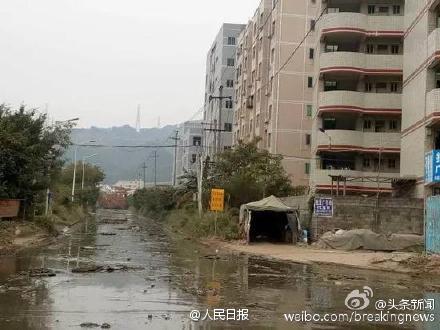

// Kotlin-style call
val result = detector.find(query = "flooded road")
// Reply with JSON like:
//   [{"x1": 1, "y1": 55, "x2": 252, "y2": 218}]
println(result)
[{"x1": 0, "y1": 209, "x2": 438, "y2": 329}]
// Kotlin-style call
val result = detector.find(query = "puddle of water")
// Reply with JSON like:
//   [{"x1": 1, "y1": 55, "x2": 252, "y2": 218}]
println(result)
[{"x1": 0, "y1": 209, "x2": 438, "y2": 329}]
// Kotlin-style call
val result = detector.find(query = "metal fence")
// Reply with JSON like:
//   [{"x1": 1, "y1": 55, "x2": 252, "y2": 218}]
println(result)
[{"x1": 426, "y1": 196, "x2": 440, "y2": 254}]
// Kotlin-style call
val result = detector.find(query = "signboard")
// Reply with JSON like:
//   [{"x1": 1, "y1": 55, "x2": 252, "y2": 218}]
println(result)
[
  {"x1": 425, "y1": 150, "x2": 440, "y2": 185},
  {"x1": 210, "y1": 189, "x2": 225, "y2": 212},
  {"x1": 314, "y1": 197, "x2": 333, "y2": 218},
  {"x1": 0, "y1": 200, "x2": 20, "y2": 218}
]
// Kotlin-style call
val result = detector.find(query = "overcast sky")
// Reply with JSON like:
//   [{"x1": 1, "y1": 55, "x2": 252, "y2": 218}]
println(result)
[{"x1": 0, "y1": 0, "x2": 257, "y2": 128}]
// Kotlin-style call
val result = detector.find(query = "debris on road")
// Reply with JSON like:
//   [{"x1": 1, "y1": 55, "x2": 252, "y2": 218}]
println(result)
[{"x1": 72, "y1": 264, "x2": 144, "y2": 273}]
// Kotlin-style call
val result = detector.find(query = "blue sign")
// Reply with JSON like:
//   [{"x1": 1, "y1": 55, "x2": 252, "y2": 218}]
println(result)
[
  {"x1": 425, "y1": 150, "x2": 440, "y2": 185},
  {"x1": 314, "y1": 197, "x2": 333, "y2": 218}
]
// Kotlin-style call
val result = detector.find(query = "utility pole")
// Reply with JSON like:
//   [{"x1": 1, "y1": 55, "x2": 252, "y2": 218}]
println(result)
[
  {"x1": 218, "y1": 86, "x2": 223, "y2": 154},
  {"x1": 142, "y1": 162, "x2": 148, "y2": 189},
  {"x1": 208, "y1": 88, "x2": 231, "y2": 156},
  {"x1": 170, "y1": 130, "x2": 180, "y2": 186},
  {"x1": 197, "y1": 152, "x2": 204, "y2": 218},
  {"x1": 151, "y1": 150, "x2": 158, "y2": 186},
  {"x1": 71, "y1": 147, "x2": 77, "y2": 202}
]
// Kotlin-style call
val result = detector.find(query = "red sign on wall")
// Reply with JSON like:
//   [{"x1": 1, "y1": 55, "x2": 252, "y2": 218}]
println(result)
[{"x1": 0, "y1": 200, "x2": 20, "y2": 218}]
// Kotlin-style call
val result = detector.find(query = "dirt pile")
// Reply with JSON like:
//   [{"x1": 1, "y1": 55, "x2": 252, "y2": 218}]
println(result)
[{"x1": 399, "y1": 255, "x2": 440, "y2": 275}]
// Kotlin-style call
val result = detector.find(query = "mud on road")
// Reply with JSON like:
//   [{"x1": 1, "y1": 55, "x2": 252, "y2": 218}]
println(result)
[{"x1": 0, "y1": 209, "x2": 438, "y2": 329}]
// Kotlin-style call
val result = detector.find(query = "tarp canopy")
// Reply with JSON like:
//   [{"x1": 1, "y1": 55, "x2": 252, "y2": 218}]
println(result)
[{"x1": 243, "y1": 195, "x2": 293, "y2": 212}]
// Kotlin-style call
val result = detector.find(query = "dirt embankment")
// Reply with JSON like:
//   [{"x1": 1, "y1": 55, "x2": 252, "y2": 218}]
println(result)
[
  {"x1": 207, "y1": 240, "x2": 440, "y2": 276},
  {"x1": 0, "y1": 221, "x2": 52, "y2": 255}
]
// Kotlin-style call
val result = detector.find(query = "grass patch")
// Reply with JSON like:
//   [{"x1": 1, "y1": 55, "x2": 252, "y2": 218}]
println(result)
[{"x1": 166, "y1": 207, "x2": 241, "y2": 240}]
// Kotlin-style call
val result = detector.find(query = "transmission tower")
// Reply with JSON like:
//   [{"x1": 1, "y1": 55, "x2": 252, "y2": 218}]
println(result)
[{"x1": 135, "y1": 105, "x2": 141, "y2": 133}]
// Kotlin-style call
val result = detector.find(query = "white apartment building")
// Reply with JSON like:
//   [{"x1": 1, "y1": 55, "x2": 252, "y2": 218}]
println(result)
[
  {"x1": 233, "y1": 0, "x2": 318, "y2": 187},
  {"x1": 400, "y1": 0, "x2": 440, "y2": 198},
  {"x1": 203, "y1": 23, "x2": 245, "y2": 159},
  {"x1": 176, "y1": 120, "x2": 203, "y2": 180},
  {"x1": 311, "y1": 0, "x2": 405, "y2": 195}
]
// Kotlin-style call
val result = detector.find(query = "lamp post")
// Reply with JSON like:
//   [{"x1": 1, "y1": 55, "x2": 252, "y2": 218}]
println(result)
[
  {"x1": 71, "y1": 139, "x2": 96, "y2": 202},
  {"x1": 319, "y1": 128, "x2": 332, "y2": 150}
]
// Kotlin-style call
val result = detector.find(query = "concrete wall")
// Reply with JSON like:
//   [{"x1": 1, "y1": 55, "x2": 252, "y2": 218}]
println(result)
[{"x1": 311, "y1": 195, "x2": 424, "y2": 240}]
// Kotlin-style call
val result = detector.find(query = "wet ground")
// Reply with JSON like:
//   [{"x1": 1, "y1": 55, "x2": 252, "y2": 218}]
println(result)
[{"x1": 0, "y1": 209, "x2": 439, "y2": 329}]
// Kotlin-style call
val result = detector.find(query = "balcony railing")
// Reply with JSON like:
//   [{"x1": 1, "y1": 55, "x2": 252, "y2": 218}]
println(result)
[
  {"x1": 316, "y1": 130, "x2": 401, "y2": 152},
  {"x1": 319, "y1": 12, "x2": 404, "y2": 38},
  {"x1": 320, "y1": 52, "x2": 403, "y2": 75},
  {"x1": 319, "y1": 91, "x2": 402, "y2": 115}
]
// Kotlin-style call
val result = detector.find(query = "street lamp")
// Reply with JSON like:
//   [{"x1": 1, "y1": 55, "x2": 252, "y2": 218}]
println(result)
[
  {"x1": 82, "y1": 154, "x2": 98, "y2": 190},
  {"x1": 71, "y1": 140, "x2": 96, "y2": 202},
  {"x1": 319, "y1": 128, "x2": 332, "y2": 150},
  {"x1": 55, "y1": 118, "x2": 80, "y2": 125}
]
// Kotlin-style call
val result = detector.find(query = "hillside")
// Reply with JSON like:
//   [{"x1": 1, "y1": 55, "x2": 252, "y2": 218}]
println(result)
[{"x1": 65, "y1": 125, "x2": 177, "y2": 184}]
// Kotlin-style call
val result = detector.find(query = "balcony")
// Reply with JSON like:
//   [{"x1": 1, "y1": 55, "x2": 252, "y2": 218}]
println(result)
[
  {"x1": 426, "y1": 89, "x2": 440, "y2": 125},
  {"x1": 319, "y1": 91, "x2": 402, "y2": 116},
  {"x1": 320, "y1": 52, "x2": 403, "y2": 75},
  {"x1": 428, "y1": 28, "x2": 440, "y2": 67},
  {"x1": 319, "y1": 13, "x2": 404, "y2": 39},
  {"x1": 316, "y1": 130, "x2": 401, "y2": 153},
  {"x1": 314, "y1": 169, "x2": 399, "y2": 193}
]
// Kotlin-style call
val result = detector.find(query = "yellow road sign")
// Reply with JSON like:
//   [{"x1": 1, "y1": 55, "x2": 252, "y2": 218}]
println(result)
[{"x1": 210, "y1": 189, "x2": 225, "y2": 212}]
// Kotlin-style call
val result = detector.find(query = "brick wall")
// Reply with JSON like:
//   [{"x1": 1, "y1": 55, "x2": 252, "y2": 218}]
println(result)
[{"x1": 311, "y1": 195, "x2": 424, "y2": 240}]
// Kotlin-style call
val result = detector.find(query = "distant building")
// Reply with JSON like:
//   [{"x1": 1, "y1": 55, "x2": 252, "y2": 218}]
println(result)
[
  {"x1": 203, "y1": 23, "x2": 246, "y2": 159},
  {"x1": 113, "y1": 180, "x2": 142, "y2": 195},
  {"x1": 233, "y1": 0, "x2": 315, "y2": 187},
  {"x1": 176, "y1": 120, "x2": 203, "y2": 180}
]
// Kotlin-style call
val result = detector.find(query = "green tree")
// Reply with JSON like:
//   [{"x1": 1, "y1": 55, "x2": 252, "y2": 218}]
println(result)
[
  {"x1": 206, "y1": 139, "x2": 304, "y2": 207},
  {"x1": 55, "y1": 162, "x2": 105, "y2": 207},
  {"x1": 0, "y1": 104, "x2": 72, "y2": 205}
]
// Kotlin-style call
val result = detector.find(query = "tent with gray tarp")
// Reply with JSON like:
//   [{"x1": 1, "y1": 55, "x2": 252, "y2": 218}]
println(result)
[{"x1": 239, "y1": 196, "x2": 301, "y2": 244}]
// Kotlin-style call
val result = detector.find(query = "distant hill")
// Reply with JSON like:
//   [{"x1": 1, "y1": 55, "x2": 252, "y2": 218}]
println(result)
[{"x1": 65, "y1": 125, "x2": 177, "y2": 184}]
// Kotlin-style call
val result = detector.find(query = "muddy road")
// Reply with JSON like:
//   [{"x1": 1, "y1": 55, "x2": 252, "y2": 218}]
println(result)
[{"x1": 0, "y1": 209, "x2": 438, "y2": 329}]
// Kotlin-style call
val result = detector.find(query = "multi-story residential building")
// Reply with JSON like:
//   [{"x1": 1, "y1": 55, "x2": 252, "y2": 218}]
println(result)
[
  {"x1": 176, "y1": 120, "x2": 203, "y2": 180},
  {"x1": 311, "y1": 0, "x2": 405, "y2": 195},
  {"x1": 234, "y1": 0, "x2": 272, "y2": 150},
  {"x1": 400, "y1": 1, "x2": 440, "y2": 198},
  {"x1": 204, "y1": 23, "x2": 245, "y2": 159},
  {"x1": 233, "y1": 0, "x2": 318, "y2": 187}
]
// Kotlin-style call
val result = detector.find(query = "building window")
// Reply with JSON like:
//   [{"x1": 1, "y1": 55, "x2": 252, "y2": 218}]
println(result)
[
  {"x1": 364, "y1": 119, "x2": 372, "y2": 130},
  {"x1": 224, "y1": 123, "x2": 232, "y2": 132},
  {"x1": 325, "y1": 44, "x2": 338, "y2": 52},
  {"x1": 389, "y1": 120, "x2": 398, "y2": 131},
  {"x1": 193, "y1": 136, "x2": 201, "y2": 146},
  {"x1": 307, "y1": 76, "x2": 313, "y2": 88},
  {"x1": 271, "y1": 48, "x2": 275, "y2": 63},
  {"x1": 388, "y1": 159, "x2": 397, "y2": 169},
  {"x1": 191, "y1": 154, "x2": 197, "y2": 163},
  {"x1": 310, "y1": 20, "x2": 316, "y2": 31},
  {"x1": 393, "y1": 5, "x2": 401, "y2": 15},
  {"x1": 226, "y1": 80, "x2": 234, "y2": 88},
  {"x1": 377, "y1": 44, "x2": 388, "y2": 54},
  {"x1": 365, "y1": 82, "x2": 373, "y2": 92},
  {"x1": 309, "y1": 48, "x2": 314, "y2": 59},
  {"x1": 305, "y1": 134, "x2": 311, "y2": 145},
  {"x1": 305, "y1": 163, "x2": 311, "y2": 175},
  {"x1": 368, "y1": 5, "x2": 375, "y2": 14},
  {"x1": 391, "y1": 82, "x2": 399, "y2": 93},
  {"x1": 227, "y1": 37, "x2": 236, "y2": 45},
  {"x1": 227, "y1": 58, "x2": 235, "y2": 67},
  {"x1": 306, "y1": 104, "x2": 313, "y2": 117},
  {"x1": 324, "y1": 80, "x2": 337, "y2": 91},
  {"x1": 375, "y1": 120, "x2": 385, "y2": 132},
  {"x1": 363, "y1": 158, "x2": 371, "y2": 168},
  {"x1": 366, "y1": 44, "x2": 374, "y2": 54},
  {"x1": 378, "y1": 6, "x2": 389, "y2": 14},
  {"x1": 225, "y1": 100, "x2": 233, "y2": 109},
  {"x1": 267, "y1": 133, "x2": 271, "y2": 147},
  {"x1": 391, "y1": 45, "x2": 400, "y2": 54}
]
